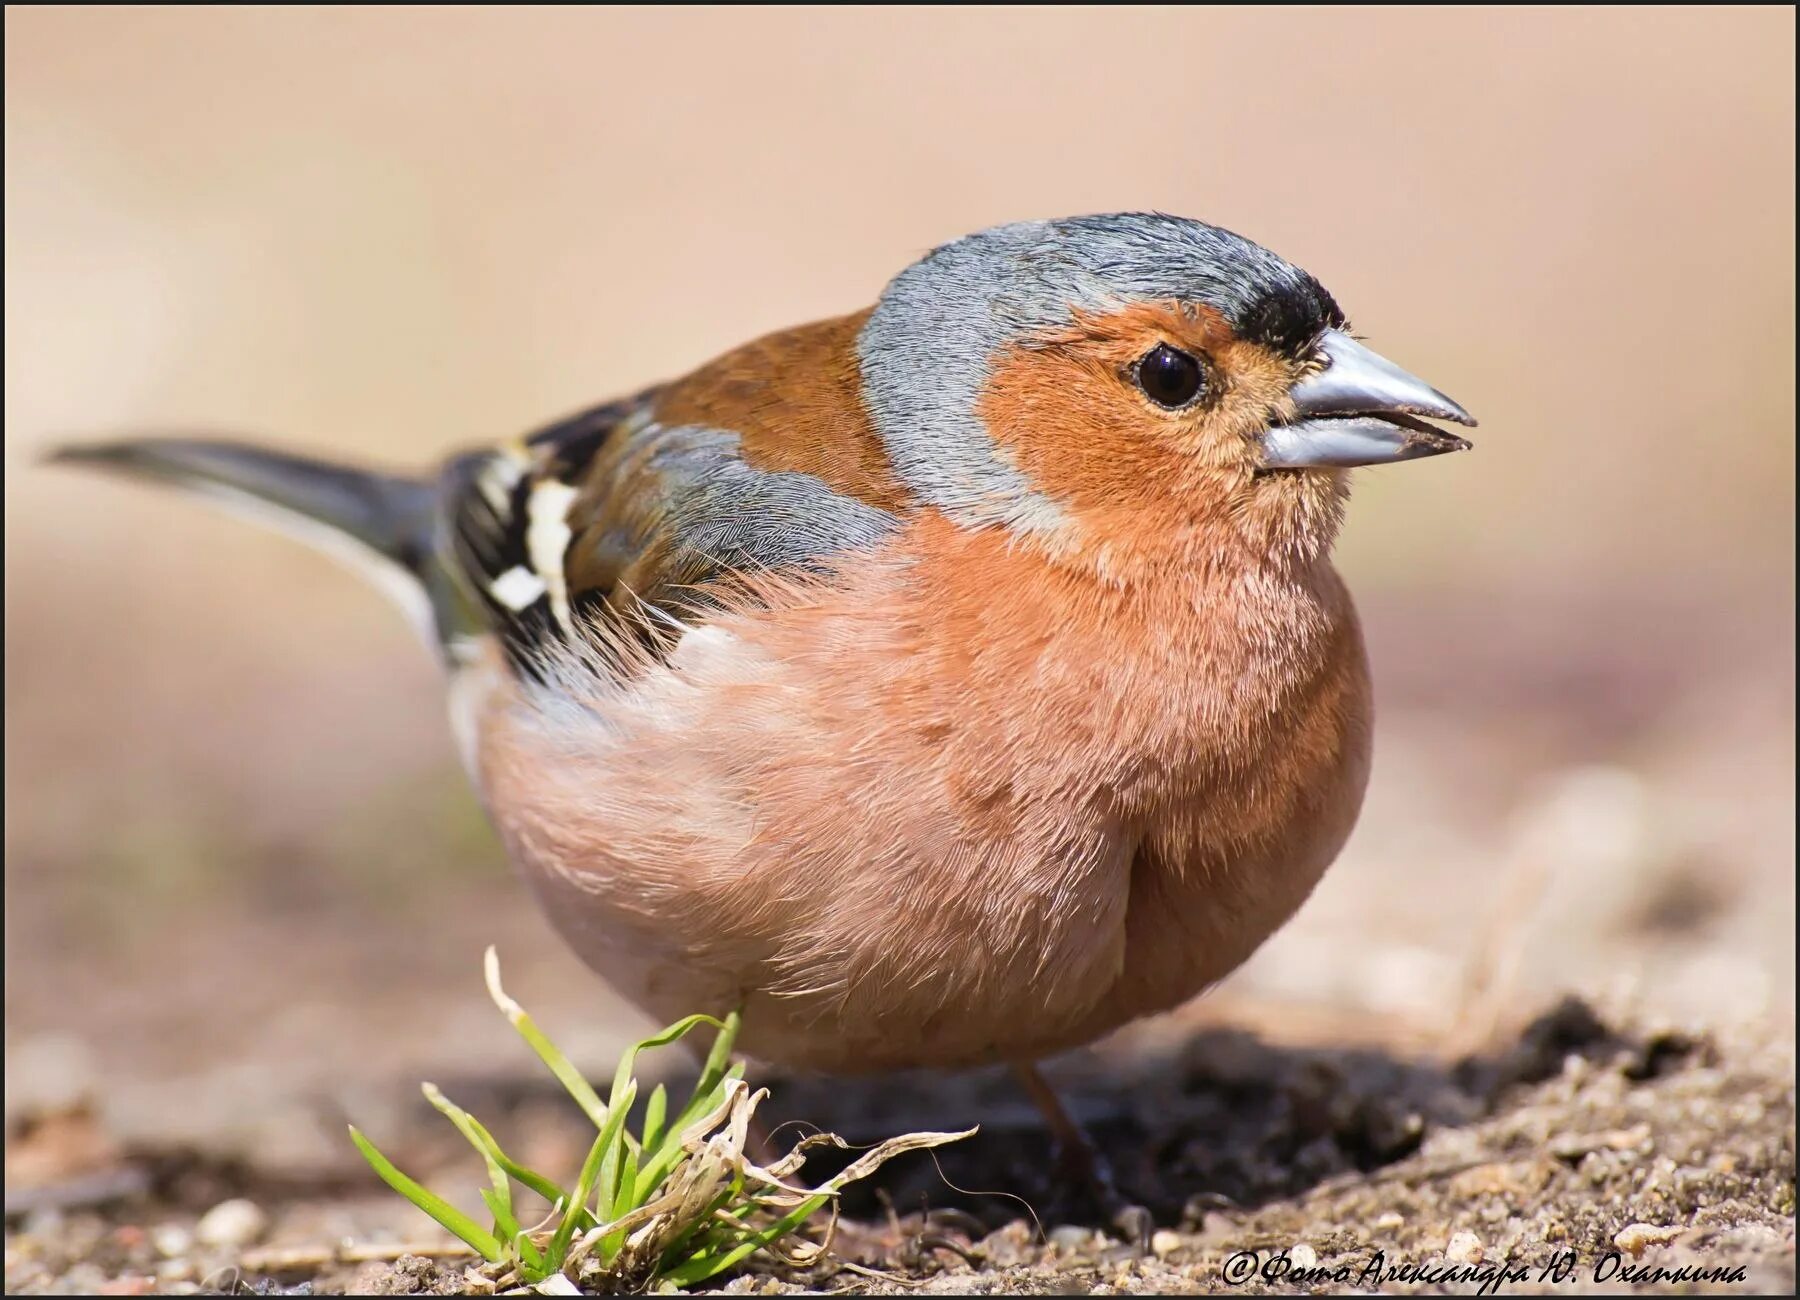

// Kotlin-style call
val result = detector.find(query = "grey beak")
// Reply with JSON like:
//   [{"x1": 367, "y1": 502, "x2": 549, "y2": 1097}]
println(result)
[{"x1": 1262, "y1": 329, "x2": 1476, "y2": 469}]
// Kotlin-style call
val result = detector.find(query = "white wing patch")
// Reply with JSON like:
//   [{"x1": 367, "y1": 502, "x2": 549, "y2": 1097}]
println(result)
[
  {"x1": 476, "y1": 449, "x2": 528, "y2": 512},
  {"x1": 525, "y1": 478, "x2": 580, "y2": 629},
  {"x1": 490, "y1": 565, "x2": 549, "y2": 612}
]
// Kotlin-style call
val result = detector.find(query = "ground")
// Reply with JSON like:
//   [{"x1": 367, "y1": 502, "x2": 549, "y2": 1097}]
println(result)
[{"x1": 4, "y1": 992, "x2": 1792, "y2": 1295}]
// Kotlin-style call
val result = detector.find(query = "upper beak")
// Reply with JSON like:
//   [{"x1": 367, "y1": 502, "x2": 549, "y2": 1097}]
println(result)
[{"x1": 1261, "y1": 329, "x2": 1476, "y2": 469}]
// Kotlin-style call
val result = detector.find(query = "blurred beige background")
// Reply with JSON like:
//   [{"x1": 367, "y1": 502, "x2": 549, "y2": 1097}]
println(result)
[{"x1": 4, "y1": 7, "x2": 1794, "y2": 1154}]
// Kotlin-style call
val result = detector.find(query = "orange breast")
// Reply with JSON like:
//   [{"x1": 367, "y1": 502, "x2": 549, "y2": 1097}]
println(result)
[{"x1": 475, "y1": 510, "x2": 1370, "y2": 1072}]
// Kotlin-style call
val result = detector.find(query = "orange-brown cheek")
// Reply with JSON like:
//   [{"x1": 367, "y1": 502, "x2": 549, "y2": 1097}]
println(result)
[
  {"x1": 976, "y1": 345, "x2": 1200, "y2": 515},
  {"x1": 974, "y1": 309, "x2": 1283, "y2": 517}
]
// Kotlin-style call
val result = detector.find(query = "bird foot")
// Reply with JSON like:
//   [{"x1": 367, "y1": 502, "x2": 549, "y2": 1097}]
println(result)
[
  {"x1": 1045, "y1": 1132, "x2": 1153, "y2": 1251},
  {"x1": 1015, "y1": 1062, "x2": 1152, "y2": 1248}
]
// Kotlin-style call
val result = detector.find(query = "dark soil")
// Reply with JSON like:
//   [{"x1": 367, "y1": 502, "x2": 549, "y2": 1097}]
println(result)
[{"x1": 5, "y1": 997, "x2": 1792, "y2": 1295}]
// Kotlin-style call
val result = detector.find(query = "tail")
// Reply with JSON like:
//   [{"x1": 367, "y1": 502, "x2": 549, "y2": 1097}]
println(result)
[{"x1": 49, "y1": 437, "x2": 478, "y2": 654}]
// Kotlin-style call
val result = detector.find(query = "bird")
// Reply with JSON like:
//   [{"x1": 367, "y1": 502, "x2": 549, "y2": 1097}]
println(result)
[{"x1": 54, "y1": 212, "x2": 1473, "y2": 1206}]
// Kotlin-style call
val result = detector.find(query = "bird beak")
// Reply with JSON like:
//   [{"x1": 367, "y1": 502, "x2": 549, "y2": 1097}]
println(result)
[{"x1": 1261, "y1": 329, "x2": 1476, "y2": 469}]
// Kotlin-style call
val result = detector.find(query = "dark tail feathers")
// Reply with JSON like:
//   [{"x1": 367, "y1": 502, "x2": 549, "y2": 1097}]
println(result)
[{"x1": 49, "y1": 437, "x2": 473, "y2": 649}]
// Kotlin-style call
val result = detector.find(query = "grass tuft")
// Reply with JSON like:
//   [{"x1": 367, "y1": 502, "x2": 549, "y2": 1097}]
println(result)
[{"x1": 350, "y1": 947, "x2": 973, "y2": 1292}]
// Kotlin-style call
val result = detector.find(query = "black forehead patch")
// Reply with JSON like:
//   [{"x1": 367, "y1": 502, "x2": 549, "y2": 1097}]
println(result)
[{"x1": 1229, "y1": 274, "x2": 1346, "y2": 356}]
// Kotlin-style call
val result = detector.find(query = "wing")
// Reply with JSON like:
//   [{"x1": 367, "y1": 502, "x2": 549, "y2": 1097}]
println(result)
[{"x1": 442, "y1": 332, "x2": 907, "y2": 678}]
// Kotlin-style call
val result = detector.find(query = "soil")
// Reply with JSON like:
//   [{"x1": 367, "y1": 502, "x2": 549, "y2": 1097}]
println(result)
[{"x1": 4, "y1": 996, "x2": 1792, "y2": 1295}]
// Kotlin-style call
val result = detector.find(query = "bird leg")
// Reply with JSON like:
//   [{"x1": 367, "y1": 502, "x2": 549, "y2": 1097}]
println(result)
[{"x1": 1012, "y1": 1063, "x2": 1152, "y2": 1246}]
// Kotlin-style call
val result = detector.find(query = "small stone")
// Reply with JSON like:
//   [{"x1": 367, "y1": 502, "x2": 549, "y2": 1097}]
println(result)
[
  {"x1": 1374, "y1": 1211, "x2": 1405, "y2": 1231},
  {"x1": 22, "y1": 1207, "x2": 66, "y2": 1239},
  {"x1": 1192, "y1": 1211, "x2": 1237, "y2": 1248},
  {"x1": 194, "y1": 1198, "x2": 267, "y2": 1249},
  {"x1": 1445, "y1": 1231, "x2": 1483, "y2": 1264},
  {"x1": 1051, "y1": 1217, "x2": 1087, "y2": 1253},
  {"x1": 151, "y1": 1226, "x2": 192, "y2": 1259},
  {"x1": 110, "y1": 1225, "x2": 147, "y2": 1251},
  {"x1": 1150, "y1": 1230, "x2": 1182, "y2": 1259},
  {"x1": 155, "y1": 1260, "x2": 194, "y2": 1284},
  {"x1": 1614, "y1": 1222, "x2": 1684, "y2": 1256},
  {"x1": 97, "y1": 1279, "x2": 157, "y2": 1296},
  {"x1": 1289, "y1": 1243, "x2": 1319, "y2": 1269}
]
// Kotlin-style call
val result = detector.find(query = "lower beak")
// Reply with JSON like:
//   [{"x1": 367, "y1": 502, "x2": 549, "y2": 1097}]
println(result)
[{"x1": 1261, "y1": 330, "x2": 1476, "y2": 469}]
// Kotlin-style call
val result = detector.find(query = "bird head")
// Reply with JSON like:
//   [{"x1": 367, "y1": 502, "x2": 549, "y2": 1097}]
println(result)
[{"x1": 858, "y1": 213, "x2": 1473, "y2": 570}]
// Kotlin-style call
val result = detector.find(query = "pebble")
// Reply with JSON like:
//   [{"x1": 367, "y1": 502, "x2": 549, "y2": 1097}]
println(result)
[
  {"x1": 1445, "y1": 1231, "x2": 1484, "y2": 1264},
  {"x1": 96, "y1": 1278, "x2": 157, "y2": 1296},
  {"x1": 1191, "y1": 1211, "x2": 1237, "y2": 1247},
  {"x1": 194, "y1": 1198, "x2": 268, "y2": 1249},
  {"x1": 151, "y1": 1226, "x2": 192, "y2": 1259},
  {"x1": 1374, "y1": 1211, "x2": 1405, "y2": 1230},
  {"x1": 1150, "y1": 1230, "x2": 1182, "y2": 1259},
  {"x1": 1288, "y1": 1243, "x2": 1318, "y2": 1269},
  {"x1": 1614, "y1": 1222, "x2": 1684, "y2": 1256},
  {"x1": 1048, "y1": 1224, "x2": 1093, "y2": 1251},
  {"x1": 23, "y1": 1207, "x2": 66, "y2": 1239}
]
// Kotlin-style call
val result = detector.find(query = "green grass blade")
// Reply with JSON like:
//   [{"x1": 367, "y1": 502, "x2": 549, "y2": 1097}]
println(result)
[
  {"x1": 476, "y1": 1185, "x2": 522, "y2": 1253},
  {"x1": 690, "y1": 1010, "x2": 740, "y2": 1108},
  {"x1": 597, "y1": 1079, "x2": 639, "y2": 1221},
  {"x1": 632, "y1": 1017, "x2": 744, "y2": 1203},
  {"x1": 423, "y1": 1083, "x2": 554, "y2": 1275},
  {"x1": 616, "y1": 1146, "x2": 640, "y2": 1219},
  {"x1": 480, "y1": 1187, "x2": 545, "y2": 1276},
  {"x1": 641, "y1": 1083, "x2": 668, "y2": 1152},
  {"x1": 609, "y1": 1014, "x2": 728, "y2": 1108},
  {"x1": 600, "y1": 1141, "x2": 642, "y2": 1265},
  {"x1": 348, "y1": 1126, "x2": 504, "y2": 1263},
  {"x1": 447, "y1": 1106, "x2": 586, "y2": 1227},
  {"x1": 484, "y1": 947, "x2": 611, "y2": 1131},
  {"x1": 550, "y1": 1079, "x2": 636, "y2": 1269},
  {"x1": 489, "y1": 1150, "x2": 580, "y2": 1225},
  {"x1": 546, "y1": 1131, "x2": 607, "y2": 1275},
  {"x1": 454, "y1": 1109, "x2": 587, "y2": 1230},
  {"x1": 602, "y1": 1013, "x2": 731, "y2": 1163},
  {"x1": 423, "y1": 1084, "x2": 513, "y2": 1220},
  {"x1": 595, "y1": 1110, "x2": 624, "y2": 1222}
]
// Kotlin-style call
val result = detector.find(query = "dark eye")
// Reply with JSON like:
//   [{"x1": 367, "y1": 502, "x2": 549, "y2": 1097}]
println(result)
[{"x1": 1135, "y1": 343, "x2": 1205, "y2": 409}]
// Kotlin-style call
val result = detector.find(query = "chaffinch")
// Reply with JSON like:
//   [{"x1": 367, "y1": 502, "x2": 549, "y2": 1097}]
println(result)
[{"x1": 58, "y1": 212, "x2": 1473, "y2": 1192}]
